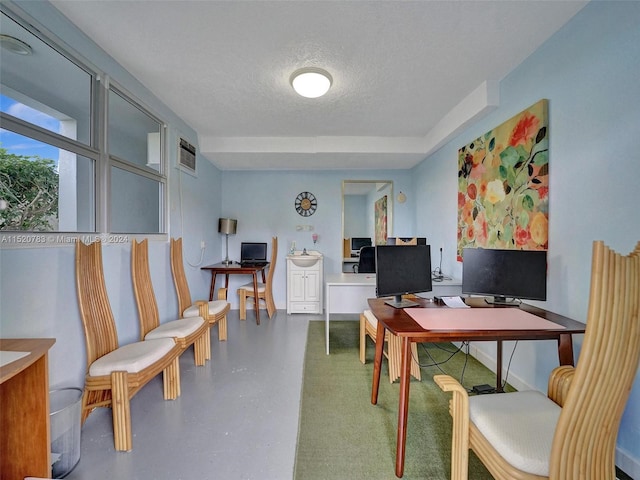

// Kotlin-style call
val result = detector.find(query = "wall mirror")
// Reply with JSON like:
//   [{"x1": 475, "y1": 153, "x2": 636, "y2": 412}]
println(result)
[{"x1": 341, "y1": 180, "x2": 393, "y2": 271}]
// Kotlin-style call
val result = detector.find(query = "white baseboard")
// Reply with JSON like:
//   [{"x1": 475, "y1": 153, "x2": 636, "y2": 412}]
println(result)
[
  {"x1": 616, "y1": 447, "x2": 639, "y2": 479},
  {"x1": 466, "y1": 345, "x2": 640, "y2": 479}
]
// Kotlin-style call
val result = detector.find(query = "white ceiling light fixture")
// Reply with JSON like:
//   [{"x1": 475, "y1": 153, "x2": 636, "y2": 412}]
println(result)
[
  {"x1": 0, "y1": 35, "x2": 32, "y2": 55},
  {"x1": 290, "y1": 67, "x2": 332, "y2": 98}
]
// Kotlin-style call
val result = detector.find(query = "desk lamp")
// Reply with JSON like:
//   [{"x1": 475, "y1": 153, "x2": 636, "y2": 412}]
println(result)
[{"x1": 218, "y1": 218, "x2": 237, "y2": 265}]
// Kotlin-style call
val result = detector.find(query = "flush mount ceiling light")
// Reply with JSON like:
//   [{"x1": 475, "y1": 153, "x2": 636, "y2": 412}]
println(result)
[
  {"x1": 0, "y1": 35, "x2": 32, "y2": 55},
  {"x1": 290, "y1": 68, "x2": 332, "y2": 98}
]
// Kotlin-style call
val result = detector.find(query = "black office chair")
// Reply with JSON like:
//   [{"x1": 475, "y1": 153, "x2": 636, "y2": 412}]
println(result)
[{"x1": 355, "y1": 246, "x2": 376, "y2": 273}]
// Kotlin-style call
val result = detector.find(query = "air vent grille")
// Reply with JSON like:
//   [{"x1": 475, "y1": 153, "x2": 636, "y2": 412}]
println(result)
[{"x1": 179, "y1": 138, "x2": 196, "y2": 172}]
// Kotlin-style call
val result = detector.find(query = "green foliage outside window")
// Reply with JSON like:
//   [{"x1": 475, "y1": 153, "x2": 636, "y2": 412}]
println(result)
[{"x1": 0, "y1": 147, "x2": 59, "y2": 231}]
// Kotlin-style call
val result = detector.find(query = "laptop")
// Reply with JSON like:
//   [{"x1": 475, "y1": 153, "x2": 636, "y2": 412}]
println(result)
[{"x1": 240, "y1": 242, "x2": 268, "y2": 266}]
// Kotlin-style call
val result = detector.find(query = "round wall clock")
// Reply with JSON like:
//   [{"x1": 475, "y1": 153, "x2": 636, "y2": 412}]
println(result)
[{"x1": 295, "y1": 191, "x2": 317, "y2": 217}]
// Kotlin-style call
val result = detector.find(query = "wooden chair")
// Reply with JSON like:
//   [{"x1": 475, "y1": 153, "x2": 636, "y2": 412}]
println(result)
[
  {"x1": 435, "y1": 240, "x2": 640, "y2": 480},
  {"x1": 238, "y1": 236, "x2": 278, "y2": 321},
  {"x1": 75, "y1": 240, "x2": 182, "y2": 452},
  {"x1": 360, "y1": 309, "x2": 422, "y2": 383},
  {"x1": 170, "y1": 238, "x2": 230, "y2": 358},
  {"x1": 131, "y1": 239, "x2": 209, "y2": 366}
]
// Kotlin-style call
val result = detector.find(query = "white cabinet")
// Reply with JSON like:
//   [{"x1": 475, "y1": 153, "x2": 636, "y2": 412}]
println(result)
[{"x1": 287, "y1": 255, "x2": 323, "y2": 314}]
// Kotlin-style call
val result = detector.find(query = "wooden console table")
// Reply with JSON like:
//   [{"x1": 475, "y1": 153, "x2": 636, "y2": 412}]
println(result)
[{"x1": 1, "y1": 338, "x2": 56, "y2": 480}]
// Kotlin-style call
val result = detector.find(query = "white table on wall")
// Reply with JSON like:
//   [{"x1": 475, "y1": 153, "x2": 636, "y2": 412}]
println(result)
[{"x1": 324, "y1": 273, "x2": 462, "y2": 354}]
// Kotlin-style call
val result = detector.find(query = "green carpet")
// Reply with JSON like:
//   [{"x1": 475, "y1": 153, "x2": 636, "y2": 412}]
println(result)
[{"x1": 294, "y1": 320, "x2": 502, "y2": 480}]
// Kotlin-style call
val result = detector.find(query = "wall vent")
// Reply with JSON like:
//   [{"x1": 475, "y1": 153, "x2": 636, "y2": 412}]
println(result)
[{"x1": 178, "y1": 138, "x2": 196, "y2": 172}]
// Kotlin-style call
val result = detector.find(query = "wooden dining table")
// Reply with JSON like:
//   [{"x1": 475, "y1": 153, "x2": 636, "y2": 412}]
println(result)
[{"x1": 201, "y1": 262, "x2": 268, "y2": 324}]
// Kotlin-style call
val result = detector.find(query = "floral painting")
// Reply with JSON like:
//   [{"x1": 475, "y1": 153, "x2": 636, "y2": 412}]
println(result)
[
  {"x1": 374, "y1": 195, "x2": 388, "y2": 245},
  {"x1": 457, "y1": 99, "x2": 549, "y2": 261}
]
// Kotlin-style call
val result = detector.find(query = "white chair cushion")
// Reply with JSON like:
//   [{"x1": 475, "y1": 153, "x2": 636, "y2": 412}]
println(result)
[
  {"x1": 144, "y1": 316, "x2": 205, "y2": 340},
  {"x1": 238, "y1": 282, "x2": 266, "y2": 293},
  {"x1": 363, "y1": 309, "x2": 378, "y2": 328},
  {"x1": 469, "y1": 390, "x2": 560, "y2": 476},
  {"x1": 89, "y1": 338, "x2": 176, "y2": 377},
  {"x1": 183, "y1": 300, "x2": 228, "y2": 318}
]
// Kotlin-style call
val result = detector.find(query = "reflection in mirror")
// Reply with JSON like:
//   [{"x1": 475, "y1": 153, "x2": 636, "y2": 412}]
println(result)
[{"x1": 342, "y1": 180, "x2": 392, "y2": 272}]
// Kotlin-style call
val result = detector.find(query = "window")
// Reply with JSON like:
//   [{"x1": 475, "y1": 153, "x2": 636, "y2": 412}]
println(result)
[
  {"x1": 0, "y1": 132, "x2": 95, "y2": 232},
  {"x1": 108, "y1": 87, "x2": 165, "y2": 233},
  {"x1": 0, "y1": 8, "x2": 166, "y2": 241}
]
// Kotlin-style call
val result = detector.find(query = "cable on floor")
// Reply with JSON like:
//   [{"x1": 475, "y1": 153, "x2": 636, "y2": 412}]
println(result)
[{"x1": 412, "y1": 341, "x2": 471, "y2": 390}]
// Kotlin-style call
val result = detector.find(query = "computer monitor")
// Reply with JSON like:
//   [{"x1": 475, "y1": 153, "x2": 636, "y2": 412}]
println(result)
[
  {"x1": 461, "y1": 247, "x2": 547, "y2": 305},
  {"x1": 351, "y1": 237, "x2": 372, "y2": 256},
  {"x1": 375, "y1": 245, "x2": 432, "y2": 308},
  {"x1": 240, "y1": 242, "x2": 267, "y2": 262}
]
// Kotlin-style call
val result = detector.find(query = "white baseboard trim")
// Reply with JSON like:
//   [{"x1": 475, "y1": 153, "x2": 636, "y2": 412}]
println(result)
[
  {"x1": 616, "y1": 447, "x2": 639, "y2": 479},
  {"x1": 466, "y1": 345, "x2": 640, "y2": 479}
]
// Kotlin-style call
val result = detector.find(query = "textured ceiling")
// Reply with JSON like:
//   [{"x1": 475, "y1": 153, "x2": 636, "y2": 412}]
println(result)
[{"x1": 50, "y1": 0, "x2": 587, "y2": 170}]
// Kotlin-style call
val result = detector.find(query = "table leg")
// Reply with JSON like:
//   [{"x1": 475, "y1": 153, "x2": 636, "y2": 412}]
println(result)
[
  {"x1": 208, "y1": 272, "x2": 218, "y2": 301},
  {"x1": 395, "y1": 337, "x2": 412, "y2": 478},
  {"x1": 253, "y1": 272, "x2": 260, "y2": 325},
  {"x1": 371, "y1": 320, "x2": 385, "y2": 405},
  {"x1": 325, "y1": 287, "x2": 331, "y2": 355},
  {"x1": 495, "y1": 340, "x2": 504, "y2": 393},
  {"x1": 557, "y1": 333, "x2": 575, "y2": 365}
]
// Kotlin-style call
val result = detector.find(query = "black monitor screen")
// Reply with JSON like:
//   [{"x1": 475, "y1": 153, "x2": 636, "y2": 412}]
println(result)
[
  {"x1": 462, "y1": 247, "x2": 547, "y2": 305},
  {"x1": 351, "y1": 237, "x2": 372, "y2": 252},
  {"x1": 240, "y1": 242, "x2": 267, "y2": 262},
  {"x1": 376, "y1": 245, "x2": 432, "y2": 308}
]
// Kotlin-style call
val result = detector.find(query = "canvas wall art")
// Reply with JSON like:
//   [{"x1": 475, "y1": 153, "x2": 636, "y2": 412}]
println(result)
[
  {"x1": 457, "y1": 99, "x2": 549, "y2": 261},
  {"x1": 374, "y1": 195, "x2": 387, "y2": 245}
]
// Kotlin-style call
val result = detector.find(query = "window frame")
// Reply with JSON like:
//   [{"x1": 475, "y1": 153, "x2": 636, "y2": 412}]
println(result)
[{"x1": 0, "y1": 6, "x2": 168, "y2": 247}]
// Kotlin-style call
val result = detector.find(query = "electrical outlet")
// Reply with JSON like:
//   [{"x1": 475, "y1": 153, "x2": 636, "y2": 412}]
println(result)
[{"x1": 200, "y1": 240, "x2": 206, "y2": 249}]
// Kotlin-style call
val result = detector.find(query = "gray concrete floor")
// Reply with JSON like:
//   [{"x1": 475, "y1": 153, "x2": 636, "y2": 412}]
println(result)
[{"x1": 65, "y1": 310, "x2": 322, "y2": 480}]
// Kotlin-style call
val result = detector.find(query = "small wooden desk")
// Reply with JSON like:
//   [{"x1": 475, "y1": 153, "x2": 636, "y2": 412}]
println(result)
[
  {"x1": 1, "y1": 338, "x2": 56, "y2": 480},
  {"x1": 201, "y1": 262, "x2": 268, "y2": 324},
  {"x1": 368, "y1": 297, "x2": 586, "y2": 478}
]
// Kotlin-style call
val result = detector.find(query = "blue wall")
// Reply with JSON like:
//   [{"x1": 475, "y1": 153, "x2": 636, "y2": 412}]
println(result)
[
  {"x1": 0, "y1": 1, "x2": 224, "y2": 392},
  {"x1": 216, "y1": 169, "x2": 414, "y2": 302},
  {"x1": 0, "y1": 0, "x2": 638, "y2": 475},
  {"x1": 413, "y1": 2, "x2": 640, "y2": 474}
]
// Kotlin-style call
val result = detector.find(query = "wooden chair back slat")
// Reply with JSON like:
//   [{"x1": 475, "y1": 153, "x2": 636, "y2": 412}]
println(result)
[
  {"x1": 265, "y1": 236, "x2": 278, "y2": 292},
  {"x1": 131, "y1": 239, "x2": 160, "y2": 340},
  {"x1": 75, "y1": 241, "x2": 119, "y2": 367},
  {"x1": 549, "y1": 241, "x2": 640, "y2": 479},
  {"x1": 170, "y1": 238, "x2": 193, "y2": 316}
]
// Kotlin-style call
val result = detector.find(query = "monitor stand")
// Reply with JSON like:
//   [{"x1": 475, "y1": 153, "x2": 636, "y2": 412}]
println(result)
[
  {"x1": 484, "y1": 296, "x2": 521, "y2": 307},
  {"x1": 385, "y1": 295, "x2": 419, "y2": 309}
]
